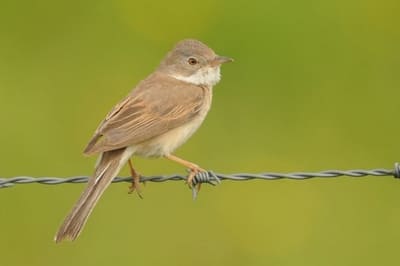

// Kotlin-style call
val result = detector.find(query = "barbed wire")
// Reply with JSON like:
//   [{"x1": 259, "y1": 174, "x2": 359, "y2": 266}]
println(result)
[{"x1": 1, "y1": 163, "x2": 399, "y2": 189}]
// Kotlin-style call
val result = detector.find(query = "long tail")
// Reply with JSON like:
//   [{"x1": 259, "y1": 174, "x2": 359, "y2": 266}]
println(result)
[{"x1": 54, "y1": 147, "x2": 132, "y2": 243}]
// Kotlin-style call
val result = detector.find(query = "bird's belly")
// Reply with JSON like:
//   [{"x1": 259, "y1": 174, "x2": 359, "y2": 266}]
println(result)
[
  {"x1": 132, "y1": 114, "x2": 206, "y2": 158},
  {"x1": 132, "y1": 86, "x2": 212, "y2": 158}
]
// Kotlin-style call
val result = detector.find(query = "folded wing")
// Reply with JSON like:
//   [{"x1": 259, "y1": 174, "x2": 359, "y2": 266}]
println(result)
[{"x1": 84, "y1": 73, "x2": 205, "y2": 155}]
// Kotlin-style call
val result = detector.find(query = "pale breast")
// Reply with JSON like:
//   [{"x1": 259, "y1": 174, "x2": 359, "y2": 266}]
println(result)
[{"x1": 132, "y1": 87, "x2": 212, "y2": 157}]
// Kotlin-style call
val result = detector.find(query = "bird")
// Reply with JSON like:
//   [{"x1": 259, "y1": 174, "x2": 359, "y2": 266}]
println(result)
[{"x1": 54, "y1": 39, "x2": 233, "y2": 242}]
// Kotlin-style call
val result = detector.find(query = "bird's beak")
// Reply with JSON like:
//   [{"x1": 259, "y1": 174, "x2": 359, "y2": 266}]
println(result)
[{"x1": 210, "y1": 56, "x2": 234, "y2": 67}]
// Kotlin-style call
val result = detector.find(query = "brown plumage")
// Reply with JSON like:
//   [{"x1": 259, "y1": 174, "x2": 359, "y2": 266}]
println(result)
[
  {"x1": 55, "y1": 148, "x2": 129, "y2": 242},
  {"x1": 84, "y1": 73, "x2": 206, "y2": 155},
  {"x1": 54, "y1": 39, "x2": 232, "y2": 242}
]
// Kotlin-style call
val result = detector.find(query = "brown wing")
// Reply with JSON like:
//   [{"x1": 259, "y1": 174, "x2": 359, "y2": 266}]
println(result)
[{"x1": 83, "y1": 73, "x2": 206, "y2": 155}]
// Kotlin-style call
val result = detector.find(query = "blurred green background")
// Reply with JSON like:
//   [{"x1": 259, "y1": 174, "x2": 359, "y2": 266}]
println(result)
[{"x1": 1, "y1": 0, "x2": 400, "y2": 265}]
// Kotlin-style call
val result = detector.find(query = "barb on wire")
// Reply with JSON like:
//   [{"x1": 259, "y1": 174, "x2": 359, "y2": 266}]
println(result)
[{"x1": 0, "y1": 163, "x2": 399, "y2": 189}]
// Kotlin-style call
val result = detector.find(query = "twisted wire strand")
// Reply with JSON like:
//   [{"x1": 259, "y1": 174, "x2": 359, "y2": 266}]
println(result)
[{"x1": 0, "y1": 163, "x2": 399, "y2": 189}]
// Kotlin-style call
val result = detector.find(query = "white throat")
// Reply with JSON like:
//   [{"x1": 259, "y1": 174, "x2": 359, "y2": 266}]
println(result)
[{"x1": 172, "y1": 67, "x2": 221, "y2": 87}]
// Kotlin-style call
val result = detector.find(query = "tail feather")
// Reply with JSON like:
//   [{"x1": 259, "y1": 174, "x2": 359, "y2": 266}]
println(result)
[{"x1": 54, "y1": 147, "x2": 132, "y2": 243}]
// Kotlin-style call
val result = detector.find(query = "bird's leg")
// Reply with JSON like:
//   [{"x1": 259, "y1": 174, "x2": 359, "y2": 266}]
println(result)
[
  {"x1": 128, "y1": 159, "x2": 143, "y2": 198},
  {"x1": 165, "y1": 154, "x2": 206, "y2": 190}
]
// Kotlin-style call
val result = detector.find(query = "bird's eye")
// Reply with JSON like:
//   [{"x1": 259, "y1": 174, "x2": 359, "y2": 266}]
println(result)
[{"x1": 188, "y1": 57, "x2": 198, "y2": 65}]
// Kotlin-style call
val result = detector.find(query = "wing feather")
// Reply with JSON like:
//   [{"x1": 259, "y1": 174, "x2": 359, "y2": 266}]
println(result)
[{"x1": 84, "y1": 73, "x2": 205, "y2": 155}]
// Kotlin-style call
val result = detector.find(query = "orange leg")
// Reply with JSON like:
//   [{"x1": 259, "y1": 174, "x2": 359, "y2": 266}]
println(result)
[
  {"x1": 165, "y1": 154, "x2": 206, "y2": 190},
  {"x1": 128, "y1": 159, "x2": 143, "y2": 198}
]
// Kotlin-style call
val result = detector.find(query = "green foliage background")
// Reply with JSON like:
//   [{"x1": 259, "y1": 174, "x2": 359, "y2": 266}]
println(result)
[{"x1": 1, "y1": 0, "x2": 400, "y2": 265}]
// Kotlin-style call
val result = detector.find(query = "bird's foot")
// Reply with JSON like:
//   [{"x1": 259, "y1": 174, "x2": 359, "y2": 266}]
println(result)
[
  {"x1": 186, "y1": 165, "x2": 206, "y2": 188},
  {"x1": 128, "y1": 174, "x2": 143, "y2": 199},
  {"x1": 128, "y1": 159, "x2": 143, "y2": 198},
  {"x1": 186, "y1": 165, "x2": 207, "y2": 199}
]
